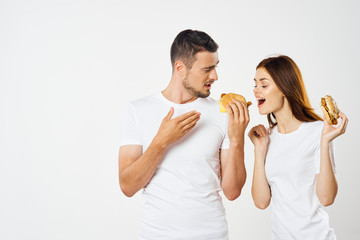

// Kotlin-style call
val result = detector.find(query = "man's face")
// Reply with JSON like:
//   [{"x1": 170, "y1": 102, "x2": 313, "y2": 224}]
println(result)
[{"x1": 182, "y1": 51, "x2": 219, "y2": 98}]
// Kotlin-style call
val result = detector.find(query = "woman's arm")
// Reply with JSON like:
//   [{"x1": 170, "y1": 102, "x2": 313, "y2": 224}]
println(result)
[
  {"x1": 316, "y1": 141, "x2": 337, "y2": 206},
  {"x1": 252, "y1": 147, "x2": 271, "y2": 209},
  {"x1": 249, "y1": 125, "x2": 271, "y2": 209},
  {"x1": 316, "y1": 112, "x2": 348, "y2": 206}
]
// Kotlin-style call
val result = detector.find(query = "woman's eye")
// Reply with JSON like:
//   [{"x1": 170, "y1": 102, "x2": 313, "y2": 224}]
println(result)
[{"x1": 262, "y1": 85, "x2": 267, "y2": 88}]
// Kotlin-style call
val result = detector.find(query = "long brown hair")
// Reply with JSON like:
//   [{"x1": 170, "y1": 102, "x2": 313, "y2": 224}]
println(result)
[{"x1": 256, "y1": 55, "x2": 322, "y2": 128}]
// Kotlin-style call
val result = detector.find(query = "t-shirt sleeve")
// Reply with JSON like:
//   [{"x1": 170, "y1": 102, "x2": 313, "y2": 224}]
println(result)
[
  {"x1": 315, "y1": 139, "x2": 336, "y2": 174},
  {"x1": 119, "y1": 103, "x2": 142, "y2": 146},
  {"x1": 220, "y1": 117, "x2": 230, "y2": 149}
]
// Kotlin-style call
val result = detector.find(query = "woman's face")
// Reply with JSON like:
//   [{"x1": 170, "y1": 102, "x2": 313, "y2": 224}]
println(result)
[{"x1": 253, "y1": 67, "x2": 285, "y2": 115}]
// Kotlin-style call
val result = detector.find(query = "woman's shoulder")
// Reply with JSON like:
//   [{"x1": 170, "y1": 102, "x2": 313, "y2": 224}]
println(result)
[
  {"x1": 301, "y1": 121, "x2": 324, "y2": 140},
  {"x1": 303, "y1": 120, "x2": 324, "y2": 130}
]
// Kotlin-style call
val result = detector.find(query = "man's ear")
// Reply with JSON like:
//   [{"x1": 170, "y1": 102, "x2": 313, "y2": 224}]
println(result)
[{"x1": 174, "y1": 60, "x2": 186, "y2": 77}]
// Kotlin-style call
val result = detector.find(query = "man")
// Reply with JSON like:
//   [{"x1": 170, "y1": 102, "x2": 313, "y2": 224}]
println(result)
[{"x1": 118, "y1": 29, "x2": 249, "y2": 240}]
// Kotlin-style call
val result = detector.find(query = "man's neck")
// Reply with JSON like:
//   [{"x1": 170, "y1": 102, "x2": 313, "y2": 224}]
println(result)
[{"x1": 162, "y1": 77, "x2": 198, "y2": 104}]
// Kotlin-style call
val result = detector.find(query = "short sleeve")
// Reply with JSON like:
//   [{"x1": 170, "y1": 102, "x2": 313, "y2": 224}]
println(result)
[
  {"x1": 220, "y1": 117, "x2": 230, "y2": 149},
  {"x1": 119, "y1": 103, "x2": 142, "y2": 146},
  {"x1": 315, "y1": 140, "x2": 336, "y2": 174}
]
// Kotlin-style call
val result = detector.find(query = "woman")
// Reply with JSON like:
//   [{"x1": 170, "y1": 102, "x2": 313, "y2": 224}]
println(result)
[{"x1": 248, "y1": 55, "x2": 348, "y2": 240}]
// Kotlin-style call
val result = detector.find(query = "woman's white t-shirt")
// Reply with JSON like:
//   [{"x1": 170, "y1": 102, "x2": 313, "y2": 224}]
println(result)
[{"x1": 265, "y1": 121, "x2": 336, "y2": 240}]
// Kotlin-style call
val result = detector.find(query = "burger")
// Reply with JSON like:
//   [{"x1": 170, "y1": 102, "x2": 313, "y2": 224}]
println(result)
[
  {"x1": 320, "y1": 95, "x2": 339, "y2": 125},
  {"x1": 218, "y1": 93, "x2": 252, "y2": 113}
]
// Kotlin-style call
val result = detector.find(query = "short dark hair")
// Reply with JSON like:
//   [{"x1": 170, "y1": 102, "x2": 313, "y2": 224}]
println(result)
[{"x1": 170, "y1": 29, "x2": 218, "y2": 70}]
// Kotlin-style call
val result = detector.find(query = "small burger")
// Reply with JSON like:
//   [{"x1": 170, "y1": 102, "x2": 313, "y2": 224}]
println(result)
[
  {"x1": 218, "y1": 93, "x2": 252, "y2": 113},
  {"x1": 320, "y1": 95, "x2": 339, "y2": 125}
]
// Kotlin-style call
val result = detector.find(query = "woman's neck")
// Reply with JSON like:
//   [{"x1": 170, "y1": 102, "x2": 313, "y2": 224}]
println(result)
[{"x1": 273, "y1": 103, "x2": 302, "y2": 134}]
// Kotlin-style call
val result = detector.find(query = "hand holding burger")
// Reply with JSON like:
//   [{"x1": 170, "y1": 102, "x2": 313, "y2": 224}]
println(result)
[{"x1": 218, "y1": 93, "x2": 252, "y2": 113}]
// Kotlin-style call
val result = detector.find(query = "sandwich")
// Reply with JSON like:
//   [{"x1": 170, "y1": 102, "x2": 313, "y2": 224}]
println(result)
[
  {"x1": 218, "y1": 93, "x2": 252, "y2": 113},
  {"x1": 320, "y1": 95, "x2": 339, "y2": 125}
]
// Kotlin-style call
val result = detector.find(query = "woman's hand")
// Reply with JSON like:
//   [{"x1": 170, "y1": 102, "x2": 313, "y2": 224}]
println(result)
[
  {"x1": 321, "y1": 111, "x2": 348, "y2": 143},
  {"x1": 248, "y1": 124, "x2": 269, "y2": 153}
]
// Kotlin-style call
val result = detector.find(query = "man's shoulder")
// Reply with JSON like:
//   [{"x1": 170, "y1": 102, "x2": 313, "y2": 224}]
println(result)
[
  {"x1": 204, "y1": 96, "x2": 218, "y2": 104},
  {"x1": 128, "y1": 93, "x2": 161, "y2": 107},
  {"x1": 198, "y1": 96, "x2": 219, "y2": 107}
]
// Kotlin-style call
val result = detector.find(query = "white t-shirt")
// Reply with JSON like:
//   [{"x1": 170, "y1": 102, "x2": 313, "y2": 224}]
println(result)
[
  {"x1": 120, "y1": 93, "x2": 230, "y2": 240},
  {"x1": 265, "y1": 121, "x2": 336, "y2": 240}
]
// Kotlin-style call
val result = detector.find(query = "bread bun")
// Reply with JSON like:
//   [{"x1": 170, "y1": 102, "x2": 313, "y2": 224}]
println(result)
[
  {"x1": 218, "y1": 93, "x2": 252, "y2": 113},
  {"x1": 320, "y1": 95, "x2": 339, "y2": 125}
]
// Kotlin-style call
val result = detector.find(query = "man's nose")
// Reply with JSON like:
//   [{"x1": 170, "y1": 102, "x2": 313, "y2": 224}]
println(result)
[{"x1": 210, "y1": 69, "x2": 218, "y2": 81}]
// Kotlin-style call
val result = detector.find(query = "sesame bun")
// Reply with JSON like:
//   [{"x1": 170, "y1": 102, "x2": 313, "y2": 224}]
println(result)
[{"x1": 320, "y1": 95, "x2": 339, "y2": 125}]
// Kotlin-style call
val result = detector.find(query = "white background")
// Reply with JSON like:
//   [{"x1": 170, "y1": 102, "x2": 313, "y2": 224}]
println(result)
[{"x1": 1, "y1": 0, "x2": 359, "y2": 239}]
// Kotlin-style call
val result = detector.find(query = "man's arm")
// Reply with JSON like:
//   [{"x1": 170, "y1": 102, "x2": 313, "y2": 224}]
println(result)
[
  {"x1": 219, "y1": 100, "x2": 249, "y2": 201},
  {"x1": 220, "y1": 144, "x2": 246, "y2": 201},
  {"x1": 118, "y1": 107, "x2": 201, "y2": 197}
]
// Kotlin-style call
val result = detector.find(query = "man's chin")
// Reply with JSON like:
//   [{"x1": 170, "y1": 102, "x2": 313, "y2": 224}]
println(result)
[{"x1": 197, "y1": 90, "x2": 210, "y2": 98}]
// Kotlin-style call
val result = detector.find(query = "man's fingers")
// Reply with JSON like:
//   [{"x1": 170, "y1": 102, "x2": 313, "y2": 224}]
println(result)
[
  {"x1": 235, "y1": 100, "x2": 245, "y2": 115},
  {"x1": 226, "y1": 105, "x2": 234, "y2": 119},
  {"x1": 230, "y1": 102, "x2": 240, "y2": 120},
  {"x1": 164, "y1": 107, "x2": 174, "y2": 120},
  {"x1": 244, "y1": 102, "x2": 250, "y2": 123},
  {"x1": 175, "y1": 110, "x2": 199, "y2": 122},
  {"x1": 182, "y1": 118, "x2": 199, "y2": 131},
  {"x1": 180, "y1": 112, "x2": 201, "y2": 127}
]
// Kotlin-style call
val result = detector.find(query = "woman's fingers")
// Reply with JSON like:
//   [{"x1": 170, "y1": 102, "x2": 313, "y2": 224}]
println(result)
[
  {"x1": 251, "y1": 124, "x2": 267, "y2": 137},
  {"x1": 338, "y1": 111, "x2": 348, "y2": 135}
]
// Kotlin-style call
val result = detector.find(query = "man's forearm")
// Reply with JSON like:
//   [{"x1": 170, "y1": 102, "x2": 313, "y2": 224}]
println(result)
[
  {"x1": 221, "y1": 140, "x2": 246, "y2": 200},
  {"x1": 119, "y1": 139, "x2": 167, "y2": 197}
]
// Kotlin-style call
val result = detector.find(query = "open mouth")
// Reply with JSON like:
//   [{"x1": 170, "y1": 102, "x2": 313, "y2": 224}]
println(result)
[
  {"x1": 257, "y1": 98, "x2": 266, "y2": 107},
  {"x1": 204, "y1": 83, "x2": 212, "y2": 89}
]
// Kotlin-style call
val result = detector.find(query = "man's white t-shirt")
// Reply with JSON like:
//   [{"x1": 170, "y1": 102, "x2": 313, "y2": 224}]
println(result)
[
  {"x1": 265, "y1": 121, "x2": 336, "y2": 240},
  {"x1": 120, "y1": 93, "x2": 230, "y2": 240}
]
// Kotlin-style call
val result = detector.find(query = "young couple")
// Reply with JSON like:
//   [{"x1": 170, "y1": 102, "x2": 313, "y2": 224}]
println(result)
[{"x1": 118, "y1": 29, "x2": 348, "y2": 240}]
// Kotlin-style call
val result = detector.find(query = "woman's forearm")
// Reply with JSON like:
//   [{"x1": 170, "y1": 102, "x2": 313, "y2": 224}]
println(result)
[
  {"x1": 316, "y1": 141, "x2": 338, "y2": 206},
  {"x1": 251, "y1": 149, "x2": 271, "y2": 209}
]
